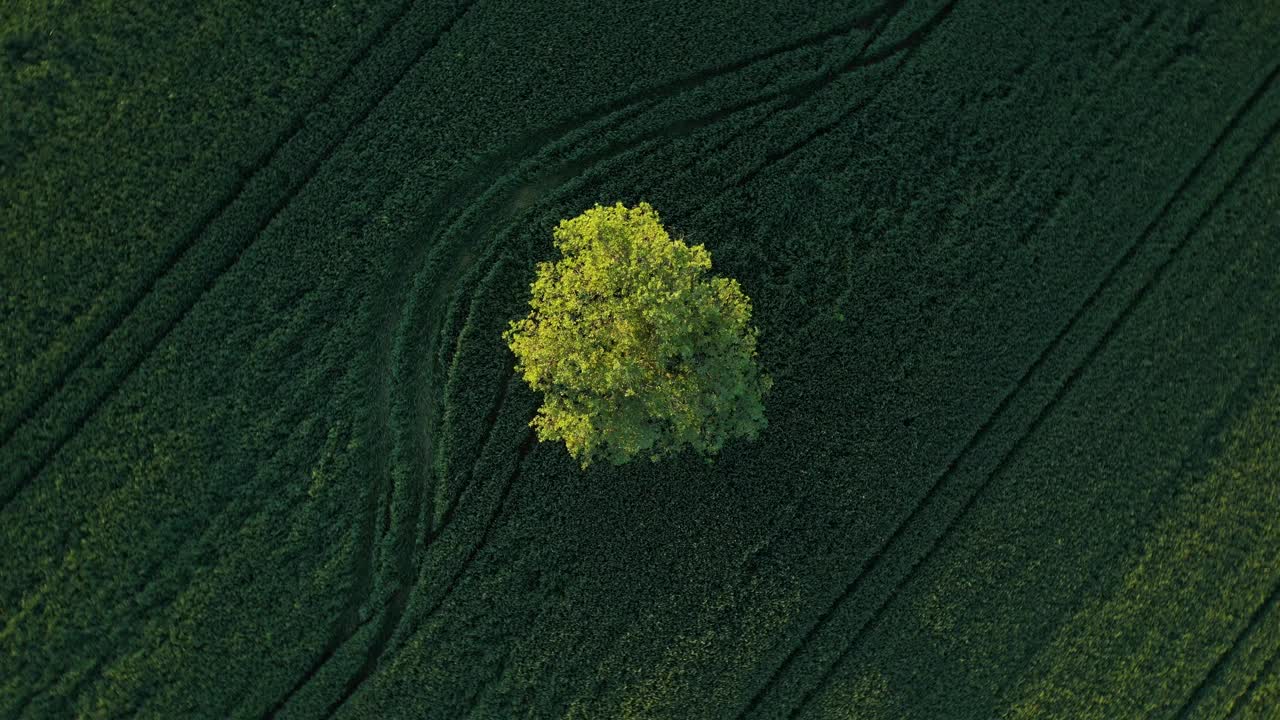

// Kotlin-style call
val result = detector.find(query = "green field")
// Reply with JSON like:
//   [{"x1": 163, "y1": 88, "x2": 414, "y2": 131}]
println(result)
[{"x1": 4, "y1": 0, "x2": 1280, "y2": 717}]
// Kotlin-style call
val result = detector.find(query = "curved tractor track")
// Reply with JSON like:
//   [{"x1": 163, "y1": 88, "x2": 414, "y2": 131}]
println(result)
[{"x1": 266, "y1": 1, "x2": 960, "y2": 715}]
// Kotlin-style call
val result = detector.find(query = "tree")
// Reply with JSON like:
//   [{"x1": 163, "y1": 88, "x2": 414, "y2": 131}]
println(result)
[{"x1": 504, "y1": 201, "x2": 771, "y2": 468}]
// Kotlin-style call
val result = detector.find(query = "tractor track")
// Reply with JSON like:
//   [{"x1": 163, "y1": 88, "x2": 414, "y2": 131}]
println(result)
[
  {"x1": 0, "y1": 0, "x2": 482, "y2": 512},
  {"x1": 260, "y1": 4, "x2": 924, "y2": 713},
  {"x1": 1227, "y1": 640, "x2": 1280, "y2": 719},
  {"x1": 780, "y1": 84, "x2": 1280, "y2": 720},
  {"x1": 1175, "y1": 575, "x2": 1280, "y2": 719},
  {"x1": 986, "y1": 340, "x2": 1280, "y2": 710},
  {"x1": 734, "y1": 58, "x2": 1280, "y2": 720},
  {"x1": 7, "y1": 5, "x2": 894, "y2": 713},
  {"x1": 335, "y1": 4, "x2": 960, "y2": 713},
  {"x1": 0, "y1": 0, "x2": 429, "y2": 448}
]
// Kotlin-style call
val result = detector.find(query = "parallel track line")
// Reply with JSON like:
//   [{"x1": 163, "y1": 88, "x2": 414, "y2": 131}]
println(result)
[
  {"x1": 734, "y1": 59, "x2": 1280, "y2": 720},
  {"x1": 784, "y1": 93, "x2": 1280, "y2": 720}
]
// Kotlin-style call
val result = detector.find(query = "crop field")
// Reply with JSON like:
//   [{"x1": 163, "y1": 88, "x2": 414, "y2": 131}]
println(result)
[{"x1": 3, "y1": 0, "x2": 1280, "y2": 717}]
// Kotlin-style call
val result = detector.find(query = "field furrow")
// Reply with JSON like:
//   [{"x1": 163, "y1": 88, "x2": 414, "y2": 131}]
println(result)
[
  {"x1": 6, "y1": 1, "x2": 1279, "y2": 717},
  {"x1": 735, "y1": 23, "x2": 1280, "y2": 720},
  {"x1": 1177, "y1": 579, "x2": 1280, "y2": 720},
  {"x1": 791, "y1": 87, "x2": 1280, "y2": 720},
  {"x1": 0, "y1": 0, "x2": 478, "y2": 510},
  {"x1": 248, "y1": 4, "x2": 927, "y2": 713},
  {"x1": 794, "y1": 77, "x2": 1280, "y2": 720}
]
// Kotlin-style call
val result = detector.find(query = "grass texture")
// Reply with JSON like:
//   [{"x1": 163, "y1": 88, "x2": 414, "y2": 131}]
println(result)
[{"x1": 3, "y1": 0, "x2": 1279, "y2": 717}]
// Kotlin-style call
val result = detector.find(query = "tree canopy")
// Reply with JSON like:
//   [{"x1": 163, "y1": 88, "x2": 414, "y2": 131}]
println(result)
[{"x1": 504, "y1": 201, "x2": 771, "y2": 468}]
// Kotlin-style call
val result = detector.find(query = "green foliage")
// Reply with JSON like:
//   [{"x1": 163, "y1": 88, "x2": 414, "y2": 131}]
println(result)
[
  {"x1": 505, "y1": 202, "x2": 771, "y2": 467},
  {"x1": 5, "y1": 0, "x2": 1280, "y2": 717}
]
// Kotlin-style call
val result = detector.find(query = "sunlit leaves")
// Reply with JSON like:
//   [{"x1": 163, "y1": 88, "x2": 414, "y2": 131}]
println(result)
[{"x1": 505, "y1": 202, "x2": 771, "y2": 468}]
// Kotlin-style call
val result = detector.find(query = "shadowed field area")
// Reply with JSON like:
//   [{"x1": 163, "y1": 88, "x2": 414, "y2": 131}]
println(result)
[{"x1": 3, "y1": 0, "x2": 1279, "y2": 717}]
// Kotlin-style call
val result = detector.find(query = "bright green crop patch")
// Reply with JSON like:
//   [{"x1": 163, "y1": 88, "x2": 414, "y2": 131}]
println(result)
[
  {"x1": 1004, "y1": 368, "x2": 1280, "y2": 719},
  {"x1": 3, "y1": 0, "x2": 1279, "y2": 718}
]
